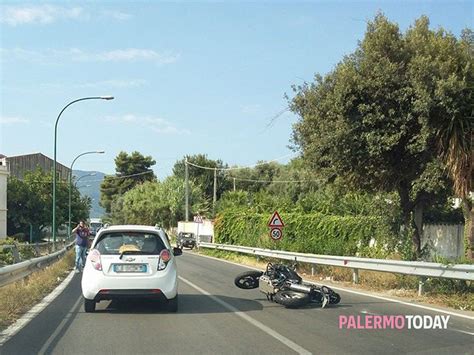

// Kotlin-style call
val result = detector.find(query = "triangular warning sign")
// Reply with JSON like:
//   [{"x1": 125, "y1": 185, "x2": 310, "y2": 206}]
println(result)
[{"x1": 268, "y1": 211, "x2": 285, "y2": 227}]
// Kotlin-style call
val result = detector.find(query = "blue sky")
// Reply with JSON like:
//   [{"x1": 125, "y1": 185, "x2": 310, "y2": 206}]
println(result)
[{"x1": 1, "y1": 1, "x2": 472, "y2": 179}]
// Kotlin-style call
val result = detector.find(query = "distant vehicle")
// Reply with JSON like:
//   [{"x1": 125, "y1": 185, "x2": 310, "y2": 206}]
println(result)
[
  {"x1": 89, "y1": 218, "x2": 103, "y2": 236},
  {"x1": 176, "y1": 232, "x2": 196, "y2": 249},
  {"x1": 81, "y1": 224, "x2": 182, "y2": 313}
]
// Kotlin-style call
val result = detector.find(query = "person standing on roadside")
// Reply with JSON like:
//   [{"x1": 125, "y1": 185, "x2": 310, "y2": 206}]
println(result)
[{"x1": 72, "y1": 221, "x2": 89, "y2": 273}]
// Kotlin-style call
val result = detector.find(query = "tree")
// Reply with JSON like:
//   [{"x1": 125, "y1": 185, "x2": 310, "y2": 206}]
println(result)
[
  {"x1": 100, "y1": 151, "x2": 156, "y2": 213},
  {"x1": 112, "y1": 177, "x2": 208, "y2": 228},
  {"x1": 7, "y1": 169, "x2": 90, "y2": 240},
  {"x1": 216, "y1": 191, "x2": 250, "y2": 212},
  {"x1": 228, "y1": 162, "x2": 282, "y2": 194},
  {"x1": 173, "y1": 154, "x2": 232, "y2": 203},
  {"x1": 434, "y1": 28, "x2": 473, "y2": 258},
  {"x1": 290, "y1": 14, "x2": 471, "y2": 257}
]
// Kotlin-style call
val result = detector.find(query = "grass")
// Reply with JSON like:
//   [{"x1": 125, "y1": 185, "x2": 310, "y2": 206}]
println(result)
[
  {"x1": 0, "y1": 250, "x2": 74, "y2": 331},
  {"x1": 197, "y1": 248, "x2": 474, "y2": 312}
]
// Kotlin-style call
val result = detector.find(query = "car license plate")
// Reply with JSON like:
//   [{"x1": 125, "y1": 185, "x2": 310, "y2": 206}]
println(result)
[{"x1": 114, "y1": 264, "x2": 147, "y2": 273}]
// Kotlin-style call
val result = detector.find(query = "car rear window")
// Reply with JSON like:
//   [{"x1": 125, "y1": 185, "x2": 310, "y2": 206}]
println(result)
[{"x1": 95, "y1": 232, "x2": 166, "y2": 255}]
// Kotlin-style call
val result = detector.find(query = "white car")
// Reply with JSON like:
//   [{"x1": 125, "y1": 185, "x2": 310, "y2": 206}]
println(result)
[{"x1": 81, "y1": 224, "x2": 182, "y2": 313}]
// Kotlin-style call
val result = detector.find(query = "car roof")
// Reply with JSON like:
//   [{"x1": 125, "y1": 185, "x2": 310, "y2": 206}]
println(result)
[{"x1": 98, "y1": 225, "x2": 163, "y2": 234}]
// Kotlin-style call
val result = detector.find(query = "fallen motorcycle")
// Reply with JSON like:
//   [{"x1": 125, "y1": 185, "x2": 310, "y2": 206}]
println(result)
[{"x1": 234, "y1": 262, "x2": 341, "y2": 308}]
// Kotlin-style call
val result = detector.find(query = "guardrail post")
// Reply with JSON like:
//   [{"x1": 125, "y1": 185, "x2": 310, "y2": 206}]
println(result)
[
  {"x1": 418, "y1": 277, "x2": 426, "y2": 296},
  {"x1": 12, "y1": 246, "x2": 21, "y2": 263},
  {"x1": 352, "y1": 268, "x2": 359, "y2": 284}
]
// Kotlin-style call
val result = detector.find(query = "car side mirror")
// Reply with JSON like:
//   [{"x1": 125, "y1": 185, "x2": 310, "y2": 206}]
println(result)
[{"x1": 173, "y1": 247, "x2": 183, "y2": 256}]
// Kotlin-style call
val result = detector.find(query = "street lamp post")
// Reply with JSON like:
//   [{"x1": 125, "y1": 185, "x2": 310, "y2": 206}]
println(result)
[
  {"x1": 53, "y1": 96, "x2": 113, "y2": 249},
  {"x1": 68, "y1": 152, "x2": 104, "y2": 239},
  {"x1": 75, "y1": 172, "x2": 97, "y2": 185}
]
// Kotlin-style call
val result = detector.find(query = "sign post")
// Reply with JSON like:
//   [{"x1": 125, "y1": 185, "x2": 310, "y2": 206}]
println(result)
[
  {"x1": 193, "y1": 214, "x2": 203, "y2": 247},
  {"x1": 268, "y1": 211, "x2": 284, "y2": 241}
]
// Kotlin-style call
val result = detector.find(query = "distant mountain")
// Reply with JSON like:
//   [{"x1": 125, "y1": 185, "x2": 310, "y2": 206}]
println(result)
[{"x1": 73, "y1": 170, "x2": 106, "y2": 218}]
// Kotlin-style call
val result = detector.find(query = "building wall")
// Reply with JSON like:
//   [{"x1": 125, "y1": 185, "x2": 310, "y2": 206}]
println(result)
[
  {"x1": 421, "y1": 224, "x2": 464, "y2": 260},
  {"x1": 0, "y1": 158, "x2": 9, "y2": 238},
  {"x1": 7, "y1": 153, "x2": 70, "y2": 180},
  {"x1": 177, "y1": 220, "x2": 214, "y2": 243}
]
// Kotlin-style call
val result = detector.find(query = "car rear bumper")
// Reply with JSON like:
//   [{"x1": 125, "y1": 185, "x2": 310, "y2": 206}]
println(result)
[
  {"x1": 181, "y1": 241, "x2": 195, "y2": 247},
  {"x1": 81, "y1": 264, "x2": 178, "y2": 301},
  {"x1": 93, "y1": 289, "x2": 169, "y2": 302}
]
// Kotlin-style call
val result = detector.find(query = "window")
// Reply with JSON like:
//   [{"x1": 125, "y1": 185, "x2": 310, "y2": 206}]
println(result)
[{"x1": 95, "y1": 232, "x2": 166, "y2": 255}]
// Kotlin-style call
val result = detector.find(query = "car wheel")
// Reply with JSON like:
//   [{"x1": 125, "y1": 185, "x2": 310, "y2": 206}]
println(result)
[
  {"x1": 84, "y1": 298, "x2": 96, "y2": 313},
  {"x1": 167, "y1": 295, "x2": 178, "y2": 313}
]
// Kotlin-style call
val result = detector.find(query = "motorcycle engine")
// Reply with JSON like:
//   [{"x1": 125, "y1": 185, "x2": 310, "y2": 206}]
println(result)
[{"x1": 258, "y1": 275, "x2": 278, "y2": 295}]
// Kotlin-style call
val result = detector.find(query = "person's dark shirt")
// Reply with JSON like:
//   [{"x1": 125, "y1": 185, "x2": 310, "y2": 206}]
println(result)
[{"x1": 76, "y1": 227, "x2": 89, "y2": 247}]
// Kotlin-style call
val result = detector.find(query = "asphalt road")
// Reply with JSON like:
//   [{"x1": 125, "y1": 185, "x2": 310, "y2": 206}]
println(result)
[{"x1": 1, "y1": 252, "x2": 473, "y2": 355}]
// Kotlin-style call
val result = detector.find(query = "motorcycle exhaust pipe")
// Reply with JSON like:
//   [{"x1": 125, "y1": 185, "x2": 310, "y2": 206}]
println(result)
[{"x1": 288, "y1": 283, "x2": 312, "y2": 294}]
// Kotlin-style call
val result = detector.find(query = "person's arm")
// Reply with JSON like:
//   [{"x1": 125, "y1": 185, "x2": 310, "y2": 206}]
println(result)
[{"x1": 72, "y1": 225, "x2": 79, "y2": 234}]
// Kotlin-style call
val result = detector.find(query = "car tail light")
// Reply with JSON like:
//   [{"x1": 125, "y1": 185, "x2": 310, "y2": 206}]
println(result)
[
  {"x1": 89, "y1": 249, "x2": 102, "y2": 271},
  {"x1": 158, "y1": 249, "x2": 171, "y2": 270}
]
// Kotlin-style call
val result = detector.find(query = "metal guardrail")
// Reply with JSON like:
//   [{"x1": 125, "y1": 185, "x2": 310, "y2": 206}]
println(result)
[
  {"x1": 199, "y1": 243, "x2": 474, "y2": 285},
  {"x1": 0, "y1": 239, "x2": 76, "y2": 287},
  {"x1": 0, "y1": 238, "x2": 72, "y2": 264}
]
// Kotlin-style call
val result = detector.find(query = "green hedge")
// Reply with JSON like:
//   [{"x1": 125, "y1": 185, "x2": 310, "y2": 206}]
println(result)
[
  {"x1": 214, "y1": 210, "x2": 395, "y2": 257},
  {"x1": 0, "y1": 238, "x2": 37, "y2": 266}
]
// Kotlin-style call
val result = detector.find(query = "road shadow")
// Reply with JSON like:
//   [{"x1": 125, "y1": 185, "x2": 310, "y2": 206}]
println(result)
[{"x1": 96, "y1": 294, "x2": 264, "y2": 314}]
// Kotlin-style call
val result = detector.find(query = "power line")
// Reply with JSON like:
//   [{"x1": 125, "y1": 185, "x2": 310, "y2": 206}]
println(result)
[
  {"x1": 13, "y1": 170, "x2": 155, "y2": 184},
  {"x1": 186, "y1": 152, "x2": 297, "y2": 172},
  {"x1": 86, "y1": 170, "x2": 154, "y2": 182},
  {"x1": 231, "y1": 177, "x2": 321, "y2": 184}
]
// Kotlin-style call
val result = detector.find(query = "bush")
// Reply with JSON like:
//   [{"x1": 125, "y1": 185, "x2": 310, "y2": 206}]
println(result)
[
  {"x1": 214, "y1": 210, "x2": 397, "y2": 257},
  {"x1": 0, "y1": 238, "x2": 37, "y2": 266}
]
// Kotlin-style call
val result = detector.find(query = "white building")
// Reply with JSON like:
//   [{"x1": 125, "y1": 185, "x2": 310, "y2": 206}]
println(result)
[
  {"x1": 0, "y1": 156, "x2": 9, "y2": 238},
  {"x1": 177, "y1": 219, "x2": 214, "y2": 243}
]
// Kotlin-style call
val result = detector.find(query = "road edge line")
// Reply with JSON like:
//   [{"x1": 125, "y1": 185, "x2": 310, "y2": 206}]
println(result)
[
  {"x1": 0, "y1": 270, "x2": 76, "y2": 346},
  {"x1": 188, "y1": 251, "x2": 474, "y2": 321},
  {"x1": 179, "y1": 275, "x2": 312, "y2": 355}
]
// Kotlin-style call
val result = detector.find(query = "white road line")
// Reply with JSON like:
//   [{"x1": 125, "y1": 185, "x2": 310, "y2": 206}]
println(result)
[
  {"x1": 450, "y1": 329, "x2": 474, "y2": 336},
  {"x1": 178, "y1": 276, "x2": 312, "y2": 355},
  {"x1": 0, "y1": 271, "x2": 76, "y2": 346},
  {"x1": 38, "y1": 295, "x2": 82, "y2": 355},
  {"x1": 188, "y1": 251, "x2": 474, "y2": 321}
]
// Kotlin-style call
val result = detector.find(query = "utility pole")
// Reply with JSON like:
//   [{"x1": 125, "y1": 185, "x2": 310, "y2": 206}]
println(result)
[
  {"x1": 213, "y1": 167, "x2": 217, "y2": 216},
  {"x1": 185, "y1": 157, "x2": 189, "y2": 222},
  {"x1": 233, "y1": 178, "x2": 236, "y2": 192}
]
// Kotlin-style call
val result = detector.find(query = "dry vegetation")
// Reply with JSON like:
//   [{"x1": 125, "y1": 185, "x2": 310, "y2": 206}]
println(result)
[
  {"x1": 198, "y1": 249, "x2": 474, "y2": 311},
  {"x1": 0, "y1": 250, "x2": 74, "y2": 330}
]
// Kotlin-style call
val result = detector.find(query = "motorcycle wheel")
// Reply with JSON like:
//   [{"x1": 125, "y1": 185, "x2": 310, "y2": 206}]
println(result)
[
  {"x1": 234, "y1": 271, "x2": 263, "y2": 289},
  {"x1": 330, "y1": 293, "x2": 341, "y2": 304},
  {"x1": 274, "y1": 291, "x2": 310, "y2": 308}
]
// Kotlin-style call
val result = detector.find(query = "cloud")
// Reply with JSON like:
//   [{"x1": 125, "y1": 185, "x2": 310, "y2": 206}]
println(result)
[
  {"x1": 76, "y1": 79, "x2": 148, "y2": 89},
  {"x1": 1, "y1": 48, "x2": 179, "y2": 64},
  {"x1": 0, "y1": 5, "x2": 132, "y2": 26},
  {"x1": 0, "y1": 116, "x2": 29, "y2": 124},
  {"x1": 105, "y1": 114, "x2": 190, "y2": 135},
  {"x1": 37, "y1": 79, "x2": 147, "y2": 91},
  {"x1": 100, "y1": 10, "x2": 132, "y2": 21},
  {"x1": 92, "y1": 49, "x2": 179, "y2": 63},
  {"x1": 0, "y1": 5, "x2": 85, "y2": 26}
]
